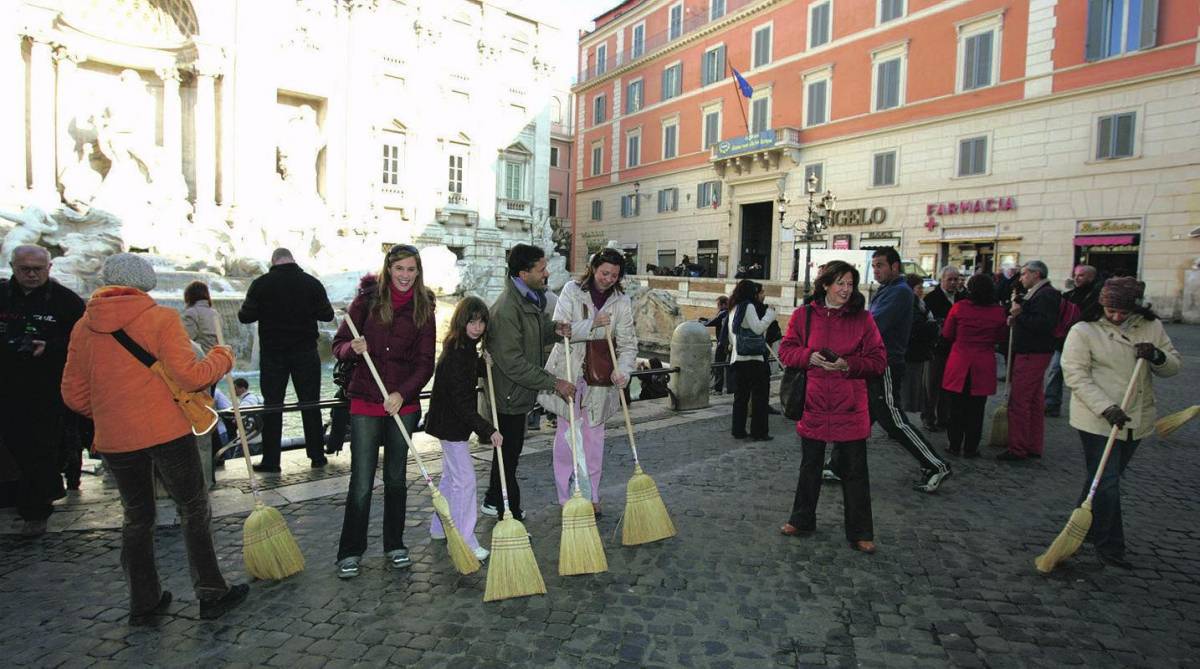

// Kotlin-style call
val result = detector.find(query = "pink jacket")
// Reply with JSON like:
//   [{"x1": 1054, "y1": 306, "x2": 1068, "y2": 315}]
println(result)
[
  {"x1": 941, "y1": 300, "x2": 1007, "y2": 396},
  {"x1": 779, "y1": 302, "x2": 887, "y2": 442}
]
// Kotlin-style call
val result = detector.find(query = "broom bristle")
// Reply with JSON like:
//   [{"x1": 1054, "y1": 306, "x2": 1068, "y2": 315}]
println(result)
[
  {"x1": 1034, "y1": 506, "x2": 1093, "y2": 573},
  {"x1": 988, "y1": 404, "x2": 1009, "y2": 448},
  {"x1": 243, "y1": 503, "x2": 305, "y2": 581},
  {"x1": 431, "y1": 492, "x2": 480, "y2": 575},
  {"x1": 1156, "y1": 405, "x2": 1200, "y2": 438},
  {"x1": 559, "y1": 494, "x2": 608, "y2": 576},
  {"x1": 484, "y1": 517, "x2": 546, "y2": 602},
  {"x1": 622, "y1": 469, "x2": 676, "y2": 546}
]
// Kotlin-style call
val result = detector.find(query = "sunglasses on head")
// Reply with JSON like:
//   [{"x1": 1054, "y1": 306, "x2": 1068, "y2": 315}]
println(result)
[{"x1": 388, "y1": 244, "x2": 419, "y2": 258}]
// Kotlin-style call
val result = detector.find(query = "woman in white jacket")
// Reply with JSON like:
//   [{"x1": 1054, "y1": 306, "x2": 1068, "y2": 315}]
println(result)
[
  {"x1": 1062, "y1": 277, "x2": 1181, "y2": 570},
  {"x1": 728, "y1": 279, "x2": 776, "y2": 441},
  {"x1": 539, "y1": 248, "x2": 637, "y2": 515}
]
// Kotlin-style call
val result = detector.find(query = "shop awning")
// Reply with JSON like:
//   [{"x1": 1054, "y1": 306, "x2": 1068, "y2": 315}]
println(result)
[{"x1": 1075, "y1": 235, "x2": 1135, "y2": 246}]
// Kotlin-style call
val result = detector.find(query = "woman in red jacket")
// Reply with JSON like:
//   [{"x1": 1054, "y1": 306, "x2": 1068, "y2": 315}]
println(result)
[
  {"x1": 330, "y1": 244, "x2": 436, "y2": 579},
  {"x1": 778, "y1": 261, "x2": 887, "y2": 553},
  {"x1": 940, "y1": 274, "x2": 1007, "y2": 458}
]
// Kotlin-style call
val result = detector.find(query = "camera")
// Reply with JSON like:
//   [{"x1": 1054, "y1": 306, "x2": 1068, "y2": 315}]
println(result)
[{"x1": 9, "y1": 333, "x2": 37, "y2": 355}]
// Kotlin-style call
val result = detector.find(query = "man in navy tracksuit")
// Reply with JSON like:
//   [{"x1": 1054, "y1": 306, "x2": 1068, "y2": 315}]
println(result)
[{"x1": 867, "y1": 248, "x2": 951, "y2": 492}]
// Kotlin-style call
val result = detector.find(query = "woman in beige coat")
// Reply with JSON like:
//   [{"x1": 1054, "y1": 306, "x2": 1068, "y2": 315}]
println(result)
[
  {"x1": 1061, "y1": 277, "x2": 1180, "y2": 570},
  {"x1": 181, "y1": 281, "x2": 219, "y2": 354},
  {"x1": 539, "y1": 248, "x2": 637, "y2": 514}
]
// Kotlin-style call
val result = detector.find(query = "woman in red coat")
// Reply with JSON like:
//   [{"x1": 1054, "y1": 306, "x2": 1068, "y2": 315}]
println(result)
[
  {"x1": 778, "y1": 261, "x2": 887, "y2": 553},
  {"x1": 940, "y1": 274, "x2": 1007, "y2": 457}
]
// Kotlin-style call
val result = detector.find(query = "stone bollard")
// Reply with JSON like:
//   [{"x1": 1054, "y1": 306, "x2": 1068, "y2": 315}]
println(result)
[{"x1": 669, "y1": 320, "x2": 711, "y2": 411}]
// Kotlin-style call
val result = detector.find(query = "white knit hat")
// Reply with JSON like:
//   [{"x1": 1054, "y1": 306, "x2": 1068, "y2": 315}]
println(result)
[{"x1": 101, "y1": 253, "x2": 157, "y2": 292}]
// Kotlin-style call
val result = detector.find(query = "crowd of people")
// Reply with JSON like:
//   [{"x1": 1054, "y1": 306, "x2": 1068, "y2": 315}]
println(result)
[{"x1": 0, "y1": 239, "x2": 1182, "y2": 625}]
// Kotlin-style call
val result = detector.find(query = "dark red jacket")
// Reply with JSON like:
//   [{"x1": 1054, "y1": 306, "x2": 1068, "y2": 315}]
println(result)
[
  {"x1": 331, "y1": 276, "x2": 435, "y2": 413},
  {"x1": 940, "y1": 300, "x2": 1007, "y2": 396},
  {"x1": 778, "y1": 302, "x2": 887, "y2": 443}
]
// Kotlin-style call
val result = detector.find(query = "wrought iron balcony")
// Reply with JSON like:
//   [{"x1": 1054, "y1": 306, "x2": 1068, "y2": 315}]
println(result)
[{"x1": 709, "y1": 127, "x2": 802, "y2": 178}]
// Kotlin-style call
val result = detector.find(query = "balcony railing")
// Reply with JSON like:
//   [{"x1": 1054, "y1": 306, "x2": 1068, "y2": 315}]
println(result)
[
  {"x1": 498, "y1": 198, "x2": 530, "y2": 217},
  {"x1": 709, "y1": 127, "x2": 800, "y2": 160},
  {"x1": 577, "y1": 0, "x2": 764, "y2": 86},
  {"x1": 446, "y1": 192, "x2": 468, "y2": 206}
]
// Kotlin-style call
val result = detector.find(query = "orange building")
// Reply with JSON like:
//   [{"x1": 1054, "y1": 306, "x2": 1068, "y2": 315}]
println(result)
[{"x1": 571, "y1": 0, "x2": 1200, "y2": 315}]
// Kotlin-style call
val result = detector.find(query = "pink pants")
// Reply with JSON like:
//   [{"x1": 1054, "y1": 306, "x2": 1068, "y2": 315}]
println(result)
[
  {"x1": 553, "y1": 380, "x2": 606, "y2": 505},
  {"x1": 1007, "y1": 353, "x2": 1052, "y2": 457},
  {"x1": 430, "y1": 440, "x2": 480, "y2": 550}
]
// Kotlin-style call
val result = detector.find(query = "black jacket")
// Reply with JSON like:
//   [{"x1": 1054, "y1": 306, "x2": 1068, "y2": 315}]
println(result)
[
  {"x1": 1012, "y1": 282, "x2": 1061, "y2": 354},
  {"x1": 0, "y1": 278, "x2": 85, "y2": 403},
  {"x1": 237, "y1": 263, "x2": 334, "y2": 353},
  {"x1": 423, "y1": 343, "x2": 495, "y2": 442},
  {"x1": 1064, "y1": 280, "x2": 1101, "y2": 313},
  {"x1": 924, "y1": 286, "x2": 962, "y2": 355}
]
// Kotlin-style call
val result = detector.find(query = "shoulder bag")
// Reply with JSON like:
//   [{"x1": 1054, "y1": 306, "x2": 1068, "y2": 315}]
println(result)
[
  {"x1": 111, "y1": 329, "x2": 220, "y2": 435},
  {"x1": 732, "y1": 303, "x2": 768, "y2": 357},
  {"x1": 582, "y1": 302, "x2": 615, "y2": 386},
  {"x1": 780, "y1": 306, "x2": 812, "y2": 421}
]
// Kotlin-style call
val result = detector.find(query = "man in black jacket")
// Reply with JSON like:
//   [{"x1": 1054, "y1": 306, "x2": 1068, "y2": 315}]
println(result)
[
  {"x1": 999, "y1": 260, "x2": 1060, "y2": 461},
  {"x1": 238, "y1": 248, "x2": 334, "y2": 471},
  {"x1": 1044, "y1": 265, "x2": 1100, "y2": 416},
  {"x1": 921, "y1": 266, "x2": 963, "y2": 431},
  {"x1": 0, "y1": 245, "x2": 85, "y2": 535}
]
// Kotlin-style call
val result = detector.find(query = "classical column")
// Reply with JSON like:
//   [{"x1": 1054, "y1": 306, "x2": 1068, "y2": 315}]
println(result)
[
  {"x1": 191, "y1": 62, "x2": 218, "y2": 215},
  {"x1": 157, "y1": 66, "x2": 182, "y2": 180},
  {"x1": 27, "y1": 35, "x2": 56, "y2": 201},
  {"x1": 2, "y1": 29, "x2": 27, "y2": 200},
  {"x1": 52, "y1": 46, "x2": 82, "y2": 177}
]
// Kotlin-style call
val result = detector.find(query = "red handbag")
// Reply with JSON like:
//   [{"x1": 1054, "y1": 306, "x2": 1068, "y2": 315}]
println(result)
[{"x1": 582, "y1": 304, "x2": 614, "y2": 387}]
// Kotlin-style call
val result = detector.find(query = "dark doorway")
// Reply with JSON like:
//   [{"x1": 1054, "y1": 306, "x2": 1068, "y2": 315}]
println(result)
[{"x1": 738, "y1": 202, "x2": 773, "y2": 279}]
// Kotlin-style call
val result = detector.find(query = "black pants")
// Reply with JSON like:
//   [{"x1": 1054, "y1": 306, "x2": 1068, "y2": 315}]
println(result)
[
  {"x1": 867, "y1": 363, "x2": 948, "y2": 474},
  {"x1": 731, "y1": 360, "x2": 769, "y2": 438},
  {"x1": 947, "y1": 374, "x2": 987, "y2": 455},
  {"x1": 103, "y1": 434, "x2": 230, "y2": 614},
  {"x1": 259, "y1": 348, "x2": 325, "y2": 466},
  {"x1": 0, "y1": 400, "x2": 66, "y2": 520},
  {"x1": 789, "y1": 438, "x2": 873, "y2": 542},
  {"x1": 483, "y1": 412, "x2": 528, "y2": 518},
  {"x1": 922, "y1": 351, "x2": 951, "y2": 428},
  {"x1": 712, "y1": 344, "x2": 730, "y2": 392}
]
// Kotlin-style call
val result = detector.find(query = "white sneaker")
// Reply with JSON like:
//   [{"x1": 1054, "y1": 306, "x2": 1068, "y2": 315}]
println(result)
[
  {"x1": 822, "y1": 468, "x2": 841, "y2": 482},
  {"x1": 480, "y1": 502, "x2": 498, "y2": 517},
  {"x1": 430, "y1": 530, "x2": 446, "y2": 541},
  {"x1": 473, "y1": 546, "x2": 489, "y2": 561}
]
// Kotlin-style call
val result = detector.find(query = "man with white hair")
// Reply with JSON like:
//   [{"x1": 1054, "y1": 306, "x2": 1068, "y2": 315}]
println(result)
[
  {"x1": 922, "y1": 265, "x2": 963, "y2": 432},
  {"x1": 0, "y1": 245, "x2": 85, "y2": 535},
  {"x1": 999, "y1": 260, "x2": 1061, "y2": 461}
]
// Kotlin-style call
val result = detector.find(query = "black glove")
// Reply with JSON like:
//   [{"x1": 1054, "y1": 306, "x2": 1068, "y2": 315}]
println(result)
[
  {"x1": 1134, "y1": 343, "x2": 1164, "y2": 363},
  {"x1": 1101, "y1": 405, "x2": 1131, "y2": 428}
]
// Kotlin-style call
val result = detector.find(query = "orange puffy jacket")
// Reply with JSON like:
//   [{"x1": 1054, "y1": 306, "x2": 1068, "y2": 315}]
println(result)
[{"x1": 61, "y1": 286, "x2": 234, "y2": 454}]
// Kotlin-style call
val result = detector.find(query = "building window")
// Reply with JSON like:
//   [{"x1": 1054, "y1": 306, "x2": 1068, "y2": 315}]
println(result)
[
  {"x1": 958, "y1": 17, "x2": 1000, "y2": 92},
  {"x1": 669, "y1": 2, "x2": 683, "y2": 40},
  {"x1": 657, "y1": 249, "x2": 677, "y2": 269},
  {"x1": 591, "y1": 143, "x2": 603, "y2": 176},
  {"x1": 805, "y1": 163, "x2": 824, "y2": 190},
  {"x1": 549, "y1": 146, "x2": 560, "y2": 167},
  {"x1": 381, "y1": 139, "x2": 402, "y2": 185},
  {"x1": 551, "y1": 97, "x2": 563, "y2": 124},
  {"x1": 596, "y1": 43, "x2": 608, "y2": 75},
  {"x1": 804, "y1": 76, "x2": 829, "y2": 127},
  {"x1": 1096, "y1": 112, "x2": 1136, "y2": 159},
  {"x1": 626, "y1": 79, "x2": 644, "y2": 114},
  {"x1": 593, "y1": 94, "x2": 607, "y2": 125},
  {"x1": 661, "y1": 62, "x2": 682, "y2": 101},
  {"x1": 750, "y1": 94, "x2": 770, "y2": 134},
  {"x1": 702, "y1": 45, "x2": 726, "y2": 87},
  {"x1": 872, "y1": 150, "x2": 897, "y2": 187},
  {"x1": 658, "y1": 188, "x2": 679, "y2": 212},
  {"x1": 447, "y1": 145, "x2": 467, "y2": 194},
  {"x1": 752, "y1": 25, "x2": 772, "y2": 69},
  {"x1": 957, "y1": 136, "x2": 988, "y2": 176},
  {"x1": 621, "y1": 193, "x2": 640, "y2": 218},
  {"x1": 878, "y1": 0, "x2": 905, "y2": 24},
  {"x1": 710, "y1": 0, "x2": 726, "y2": 21},
  {"x1": 632, "y1": 23, "x2": 645, "y2": 58},
  {"x1": 626, "y1": 130, "x2": 641, "y2": 168},
  {"x1": 872, "y1": 44, "x2": 906, "y2": 111},
  {"x1": 697, "y1": 180, "x2": 722, "y2": 207},
  {"x1": 703, "y1": 107, "x2": 721, "y2": 149},
  {"x1": 504, "y1": 161, "x2": 525, "y2": 200},
  {"x1": 1086, "y1": 0, "x2": 1159, "y2": 61},
  {"x1": 809, "y1": 1, "x2": 831, "y2": 48},
  {"x1": 549, "y1": 197, "x2": 559, "y2": 217},
  {"x1": 591, "y1": 200, "x2": 602, "y2": 220},
  {"x1": 662, "y1": 119, "x2": 678, "y2": 159}
]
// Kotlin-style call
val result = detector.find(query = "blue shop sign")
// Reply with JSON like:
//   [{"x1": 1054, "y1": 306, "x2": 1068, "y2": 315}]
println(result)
[{"x1": 714, "y1": 130, "x2": 777, "y2": 158}]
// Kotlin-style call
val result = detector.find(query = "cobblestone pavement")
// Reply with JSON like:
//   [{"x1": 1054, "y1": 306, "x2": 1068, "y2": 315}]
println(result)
[{"x1": 2, "y1": 325, "x2": 1199, "y2": 668}]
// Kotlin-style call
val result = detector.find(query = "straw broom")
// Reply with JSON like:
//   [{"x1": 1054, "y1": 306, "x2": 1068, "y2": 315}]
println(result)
[
  {"x1": 482, "y1": 358, "x2": 546, "y2": 601},
  {"x1": 607, "y1": 329, "x2": 675, "y2": 546},
  {"x1": 558, "y1": 334, "x2": 608, "y2": 576},
  {"x1": 344, "y1": 316, "x2": 479, "y2": 576},
  {"x1": 988, "y1": 324, "x2": 1015, "y2": 448},
  {"x1": 213, "y1": 319, "x2": 305, "y2": 581},
  {"x1": 1035, "y1": 358, "x2": 1145, "y2": 574},
  {"x1": 1156, "y1": 405, "x2": 1200, "y2": 438}
]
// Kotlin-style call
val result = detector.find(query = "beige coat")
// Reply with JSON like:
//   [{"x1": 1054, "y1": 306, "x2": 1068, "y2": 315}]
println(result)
[
  {"x1": 538, "y1": 281, "x2": 637, "y2": 425},
  {"x1": 1062, "y1": 314, "x2": 1181, "y2": 440},
  {"x1": 181, "y1": 300, "x2": 219, "y2": 353}
]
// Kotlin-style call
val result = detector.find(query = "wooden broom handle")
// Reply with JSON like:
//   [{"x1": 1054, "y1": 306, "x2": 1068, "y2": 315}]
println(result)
[
  {"x1": 1084, "y1": 357, "x2": 1146, "y2": 505},
  {"x1": 212, "y1": 317, "x2": 259, "y2": 495},
  {"x1": 605, "y1": 328, "x2": 639, "y2": 467},
  {"x1": 482, "y1": 357, "x2": 513, "y2": 514}
]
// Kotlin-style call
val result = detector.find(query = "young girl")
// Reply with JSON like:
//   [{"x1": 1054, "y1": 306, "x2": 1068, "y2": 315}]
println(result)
[{"x1": 423, "y1": 296, "x2": 501, "y2": 561}]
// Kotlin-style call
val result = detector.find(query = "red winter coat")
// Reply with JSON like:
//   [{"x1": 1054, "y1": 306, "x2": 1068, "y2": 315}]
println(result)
[
  {"x1": 940, "y1": 299, "x2": 1007, "y2": 396},
  {"x1": 778, "y1": 302, "x2": 887, "y2": 442}
]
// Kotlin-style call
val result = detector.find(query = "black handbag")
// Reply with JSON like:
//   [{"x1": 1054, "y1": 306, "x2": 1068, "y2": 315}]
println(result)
[
  {"x1": 732, "y1": 303, "x2": 768, "y2": 356},
  {"x1": 780, "y1": 306, "x2": 812, "y2": 421}
]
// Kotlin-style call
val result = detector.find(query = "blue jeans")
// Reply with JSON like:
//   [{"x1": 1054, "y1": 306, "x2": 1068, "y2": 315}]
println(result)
[
  {"x1": 1044, "y1": 350, "x2": 1064, "y2": 410},
  {"x1": 336, "y1": 411, "x2": 418, "y2": 562},
  {"x1": 1076, "y1": 429, "x2": 1140, "y2": 559}
]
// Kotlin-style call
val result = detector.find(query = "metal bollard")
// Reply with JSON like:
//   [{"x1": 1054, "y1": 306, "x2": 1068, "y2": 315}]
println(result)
[{"x1": 669, "y1": 320, "x2": 711, "y2": 411}]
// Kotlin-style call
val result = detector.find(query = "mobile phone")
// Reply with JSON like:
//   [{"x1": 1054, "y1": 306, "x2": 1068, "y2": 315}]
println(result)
[{"x1": 819, "y1": 348, "x2": 839, "y2": 362}]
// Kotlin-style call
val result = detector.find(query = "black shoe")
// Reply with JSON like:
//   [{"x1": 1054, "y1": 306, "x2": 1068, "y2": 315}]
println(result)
[
  {"x1": 310, "y1": 457, "x2": 328, "y2": 468},
  {"x1": 200, "y1": 584, "x2": 249, "y2": 620},
  {"x1": 324, "y1": 442, "x2": 343, "y2": 455},
  {"x1": 66, "y1": 479, "x2": 81, "y2": 491},
  {"x1": 1098, "y1": 552, "x2": 1133, "y2": 570},
  {"x1": 750, "y1": 435, "x2": 774, "y2": 442},
  {"x1": 212, "y1": 459, "x2": 224, "y2": 469},
  {"x1": 996, "y1": 451, "x2": 1026, "y2": 461},
  {"x1": 766, "y1": 406, "x2": 781, "y2": 415},
  {"x1": 129, "y1": 591, "x2": 173, "y2": 626},
  {"x1": 252, "y1": 464, "x2": 281, "y2": 473},
  {"x1": 946, "y1": 447, "x2": 961, "y2": 457},
  {"x1": 923, "y1": 423, "x2": 941, "y2": 433}
]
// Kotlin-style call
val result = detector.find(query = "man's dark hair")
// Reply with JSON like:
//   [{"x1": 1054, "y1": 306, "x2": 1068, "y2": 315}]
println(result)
[
  {"x1": 507, "y1": 244, "x2": 545, "y2": 277},
  {"x1": 965, "y1": 274, "x2": 996, "y2": 305},
  {"x1": 904, "y1": 274, "x2": 923, "y2": 289},
  {"x1": 871, "y1": 247, "x2": 901, "y2": 267},
  {"x1": 234, "y1": 378, "x2": 249, "y2": 390}
]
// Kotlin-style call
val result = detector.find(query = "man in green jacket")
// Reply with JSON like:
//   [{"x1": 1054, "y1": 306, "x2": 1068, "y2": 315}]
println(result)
[{"x1": 482, "y1": 244, "x2": 573, "y2": 520}]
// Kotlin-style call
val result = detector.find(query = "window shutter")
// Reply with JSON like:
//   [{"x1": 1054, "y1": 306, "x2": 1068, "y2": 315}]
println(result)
[
  {"x1": 958, "y1": 140, "x2": 971, "y2": 176},
  {"x1": 1115, "y1": 113, "x2": 1135, "y2": 157},
  {"x1": 717, "y1": 46, "x2": 726, "y2": 83},
  {"x1": 672, "y1": 188, "x2": 679, "y2": 210},
  {"x1": 1096, "y1": 115, "x2": 1113, "y2": 159},
  {"x1": 963, "y1": 35, "x2": 978, "y2": 89},
  {"x1": 714, "y1": 182, "x2": 721, "y2": 204},
  {"x1": 697, "y1": 184, "x2": 705, "y2": 206},
  {"x1": 1139, "y1": 0, "x2": 1159, "y2": 49},
  {"x1": 1084, "y1": 0, "x2": 1106, "y2": 61},
  {"x1": 974, "y1": 138, "x2": 986, "y2": 174},
  {"x1": 976, "y1": 32, "x2": 993, "y2": 88}
]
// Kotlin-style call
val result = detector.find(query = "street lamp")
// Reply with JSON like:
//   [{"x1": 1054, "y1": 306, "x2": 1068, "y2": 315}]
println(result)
[{"x1": 780, "y1": 173, "x2": 837, "y2": 296}]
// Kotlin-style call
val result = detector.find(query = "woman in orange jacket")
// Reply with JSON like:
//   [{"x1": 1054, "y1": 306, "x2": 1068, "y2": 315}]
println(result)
[{"x1": 61, "y1": 254, "x2": 249, "y2": 625}]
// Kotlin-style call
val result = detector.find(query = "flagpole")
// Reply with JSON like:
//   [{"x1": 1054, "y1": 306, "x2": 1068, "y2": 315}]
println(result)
[{"x1": 729, "y1": 63, "x2": 751, "y2": 134}]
